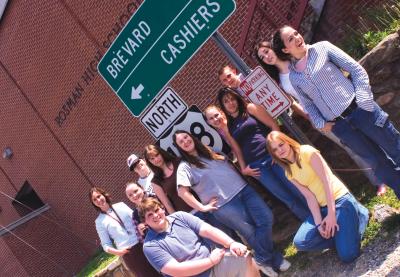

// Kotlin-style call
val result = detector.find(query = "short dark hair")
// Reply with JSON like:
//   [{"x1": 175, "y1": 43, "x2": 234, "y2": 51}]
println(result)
[
  {"x1": 218, "y1": 64, "x2": 236, "y2": 76},
  {"x1": 89, "y1": 187, "x2": 112, "y2": 212}
]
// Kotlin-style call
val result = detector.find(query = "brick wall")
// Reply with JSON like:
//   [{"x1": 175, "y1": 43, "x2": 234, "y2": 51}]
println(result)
[
  {"x1": 2, "y1": 0, "x2": 386, "y2": 275},
  {"x1": 0, "y1": 238, "x2": 29, "y2": 277},
  {"x1": 313, "y1": 0, "x2": 394, "y2": 43}
]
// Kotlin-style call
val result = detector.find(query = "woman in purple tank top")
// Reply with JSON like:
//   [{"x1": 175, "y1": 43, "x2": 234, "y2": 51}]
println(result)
[{"x1": 217, "y1": 87, "x2": 310, "y2": 220}]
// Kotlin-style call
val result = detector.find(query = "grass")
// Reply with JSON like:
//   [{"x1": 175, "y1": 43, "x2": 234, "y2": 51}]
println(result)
[
  {"x1": 340, "y1": 0, "x2": 400, "y2": 59},
  {"x1": 76, "y1": 249, "x2": 118, "y2": 277}
]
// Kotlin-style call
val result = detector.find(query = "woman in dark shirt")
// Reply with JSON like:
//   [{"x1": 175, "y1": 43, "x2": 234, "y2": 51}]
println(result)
[
  {"x1": 144, "y1": 144, "x2": 193, "y2": 213},
  {"x1": 217, "y1": 87, "x2": 309, "y2": 220}
]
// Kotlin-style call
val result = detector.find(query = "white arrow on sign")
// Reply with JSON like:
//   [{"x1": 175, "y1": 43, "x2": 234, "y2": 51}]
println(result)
[{"x1": 131, "y1": 84, "x2": 144, "y2": 99}]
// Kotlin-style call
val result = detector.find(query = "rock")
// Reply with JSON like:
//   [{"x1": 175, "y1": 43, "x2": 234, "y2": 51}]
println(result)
[
  {"x1": 373, "y1": 204, "x2": 398, "y2": 223},
  {"x1": 376, "y1": 92, "x2": 395, "y2": 106}
]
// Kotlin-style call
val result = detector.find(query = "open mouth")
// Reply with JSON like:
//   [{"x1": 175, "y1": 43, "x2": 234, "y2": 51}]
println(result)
[{"x1": 296, "y1": 41, "x2": 304, "y2": 48}]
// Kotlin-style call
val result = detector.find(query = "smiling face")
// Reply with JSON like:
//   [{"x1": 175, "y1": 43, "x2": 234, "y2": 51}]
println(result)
[
  {"x1": 219, "y1": 66, "x2": 241, "y2": 88},
  {"x1": 175, "y1": 132, "x2": 196, "y2": 155},
  {"x1": 147, "y1": 152, "x2": 164, "y2": 168},
  {"x1": 144, "y1": 206, "x2": 168, "y2": 232},
  {"x1": 222, "y1": 93, "x2": 239, "y2": 116},
  {"x1": 205, "y1": 107, "x2": 226, "y2": 129},
  {"x1": 280, "y1": 26, "x2": 306, "y2": 58},
  {"x1": 125, "y1": 183, "x2": 145, "y2": 205},
  {"x1": 257, "y1": 46, "x2": 278, "y2": 65},
  {"x1": 91, "y1": 190, "x2": 110, "y2": 212}
]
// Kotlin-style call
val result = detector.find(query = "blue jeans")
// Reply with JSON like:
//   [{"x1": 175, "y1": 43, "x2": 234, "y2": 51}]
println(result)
[
  {"x1": 332, "y1": 103, "x2": 400, "y2": 198},
  {"x1": 212, "y1": 185, "x2": 283, "y2": 269},
  {"x1": 194, "y1": 211, "x2": 241, "y2": 244},
  {"x1": 293, "y1": 193, "x2": 369, "y2": 263},
  {"x1": 249, "y1": 155, "x2": 310, "y2": 221}
]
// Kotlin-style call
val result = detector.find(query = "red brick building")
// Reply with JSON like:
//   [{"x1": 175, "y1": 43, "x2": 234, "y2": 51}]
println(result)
[{"x1": 0, "y1": 0, "x2": 390, "y2": 276}]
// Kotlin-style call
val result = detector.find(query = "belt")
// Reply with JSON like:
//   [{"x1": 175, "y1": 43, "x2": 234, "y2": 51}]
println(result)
[{"x1": 335, "y1": 99, "x2": 357, "y2": 121}]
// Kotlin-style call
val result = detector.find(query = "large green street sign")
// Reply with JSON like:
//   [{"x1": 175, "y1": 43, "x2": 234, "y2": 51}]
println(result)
[{"x1": 98, "y1": 0, "x2": 236, "y2": 117}]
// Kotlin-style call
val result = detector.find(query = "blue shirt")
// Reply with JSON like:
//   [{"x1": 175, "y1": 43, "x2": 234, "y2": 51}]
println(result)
[
  {"x1": 143, "y1": 212, "x2": 211, "y2": 277},
  {"x1": 95, "y1": 202, "x2": 139, "y2": 252},
  {"x1": 289, "y1": 41, "x2": 375, "y2": 128}
]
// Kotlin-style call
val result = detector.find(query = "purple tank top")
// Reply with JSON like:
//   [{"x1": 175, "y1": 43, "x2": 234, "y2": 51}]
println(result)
[{"x1": 229, "y1": 115, "x2": 271, "y2": 164}]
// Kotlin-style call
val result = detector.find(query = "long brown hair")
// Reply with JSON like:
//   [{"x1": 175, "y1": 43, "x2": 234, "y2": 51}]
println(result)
[
  {"x1": 254, "y1": 40, "x2": 280, "y2": 83},
  {"x1": 216, "y1": 87, "x2": 249, "y2": 126},
  {"x1": 272, "y1": 25, "x2": 293, "y2": 61},
  {"x1": 144, "y1": 144, "x2": 178, "y2": 180},
  {"x1": 89, "y1": 187, "x2": 112, "y2": 213},
  {"x1": 266, "y1": 131, "x2": 302, "y2": 176},
  {"x1": 172, "y1": 130, "x2": 224, "y2": 168}
]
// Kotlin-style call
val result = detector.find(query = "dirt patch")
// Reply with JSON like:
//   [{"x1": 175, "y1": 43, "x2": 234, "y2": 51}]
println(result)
[{"x1": 281, "y1": 230, "x2": 400, "y2": 277}]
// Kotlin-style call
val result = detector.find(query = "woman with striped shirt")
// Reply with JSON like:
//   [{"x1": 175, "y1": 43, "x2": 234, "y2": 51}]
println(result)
[{"x1": 272, "y1": 26, "x2": 400, "y2": 199}]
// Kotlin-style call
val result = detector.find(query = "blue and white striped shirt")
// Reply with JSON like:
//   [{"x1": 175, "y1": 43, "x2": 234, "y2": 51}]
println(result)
[{"x1": 289, "y1": 41, "x2": 375, "y2": 128}]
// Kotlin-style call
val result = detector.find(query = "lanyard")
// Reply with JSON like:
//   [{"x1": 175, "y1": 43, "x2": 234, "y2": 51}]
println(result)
[{"x1": 106, "y1": 206, "x2": 131, "y2": 234}]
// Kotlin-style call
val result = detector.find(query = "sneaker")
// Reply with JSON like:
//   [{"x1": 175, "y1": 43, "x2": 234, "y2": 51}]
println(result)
[
  {"x1": 279, "y1": 259, "x2": 291, "y2": 271},
  {"x1": 256, "y1": 263, "x2": 278, "y2": 277}
]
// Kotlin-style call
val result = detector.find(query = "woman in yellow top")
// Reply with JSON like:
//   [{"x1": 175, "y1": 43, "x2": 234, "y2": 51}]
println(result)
[{"x1": 266, "y1": 131, "x2": 369, "y2": 262}]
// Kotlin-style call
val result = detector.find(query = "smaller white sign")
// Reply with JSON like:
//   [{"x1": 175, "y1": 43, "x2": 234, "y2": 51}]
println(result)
[
  {"x1": 158, "y1": 106, "x2": 224, "y2": 156},
  {"x1": 239, "y1": 66, "x2": 292, "y2": 118},
  {"x1": 140, "y1": 87, "x2": 188, "y2": 139}
]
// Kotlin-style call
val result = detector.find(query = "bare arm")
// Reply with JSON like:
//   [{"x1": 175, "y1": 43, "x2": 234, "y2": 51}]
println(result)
[
  {"x1": 105, "y1": 247, "x2": 130, "y2": 256},
  {"x1": 161, "y1": 249, "x2": 224, "y2": 276},
  {"x1": 310, "y1": 152, "x2": 339, "y2": 237},
  {"x1": 161, "y1": 222, "x2": 248, "y2": 276},
  {"x1": 247, "y1": 103, "x2": 280, "y2": 131},
  {"x1": 177, "y1": 186, "x2": 217, "y2": 212},
  {"x1": 152, "y1": 183, "x2": 175, "y2": 214},
  {"x1": 291, "y1": 179, "x2": 322, "y2": 225},
  {"x1": 221, "y1": 125, "x2": 260, "y2": 177},
  {"x1": 199, "y1": 222, "x2": 248, "y2": 257}
]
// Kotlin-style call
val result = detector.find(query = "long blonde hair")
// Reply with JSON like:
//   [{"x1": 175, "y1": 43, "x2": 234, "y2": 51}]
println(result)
[{"x1": 266, "y1": 131, "x2": 302, "y2": 176}]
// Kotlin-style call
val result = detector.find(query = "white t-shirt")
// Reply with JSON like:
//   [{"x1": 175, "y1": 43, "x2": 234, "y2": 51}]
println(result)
[
  {"x1": 137, "y1": 171, "x2": 154, "y2": 195},
  {"x1": 279, "y1": 72, "x2": 301, "y2": 101}
]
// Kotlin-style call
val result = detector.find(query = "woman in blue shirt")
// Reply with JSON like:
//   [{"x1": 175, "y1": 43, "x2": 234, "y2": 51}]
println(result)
[
  {"x1": 272, "y1": 25, "x2": 400, "y2": 198},
  {"x1": 216, "y1": 88, "x2": 310, "y2": 221},
  {"x1": 255, "y1": 39, "x2": 387, "y2": 196},
  {"x1": 90, "y1": 187, "x2": 159, "y2": 277}
]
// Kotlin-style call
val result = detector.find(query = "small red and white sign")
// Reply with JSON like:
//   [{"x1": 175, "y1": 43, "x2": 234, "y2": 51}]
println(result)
[{"x1": 239, "y1": 66, "x2": 292, "y2": 118}]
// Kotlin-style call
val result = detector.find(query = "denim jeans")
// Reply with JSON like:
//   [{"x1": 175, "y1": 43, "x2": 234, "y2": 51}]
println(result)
[
  {"x1": 293, "y1": 193, "x2": 369, "y2": 263},
  {"x1": 332, "y1": 103, "x2": 400, "y2": 198},
  {"x1": 323, "y1": 131, "x2": 382, "y2": 187},
  {"x1": 249, "y1": 155, "x2": 310, "y2": 221},
  {"x1": 194, "y1": 211, "x2": 241, "y2": 244},
  {"x1": 212, "y1": 185, "x2": 283, "y2": 269}
]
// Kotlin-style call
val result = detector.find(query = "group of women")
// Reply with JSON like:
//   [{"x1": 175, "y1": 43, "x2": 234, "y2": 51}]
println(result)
[{"x1": 89, "y1": 25, "x2": 400, "y2": 277}]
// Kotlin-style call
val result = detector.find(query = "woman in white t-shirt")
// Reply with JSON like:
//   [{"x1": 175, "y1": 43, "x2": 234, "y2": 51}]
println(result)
[{"x1": 173, "y1": 130, "x2": 290, "y2": 277}]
